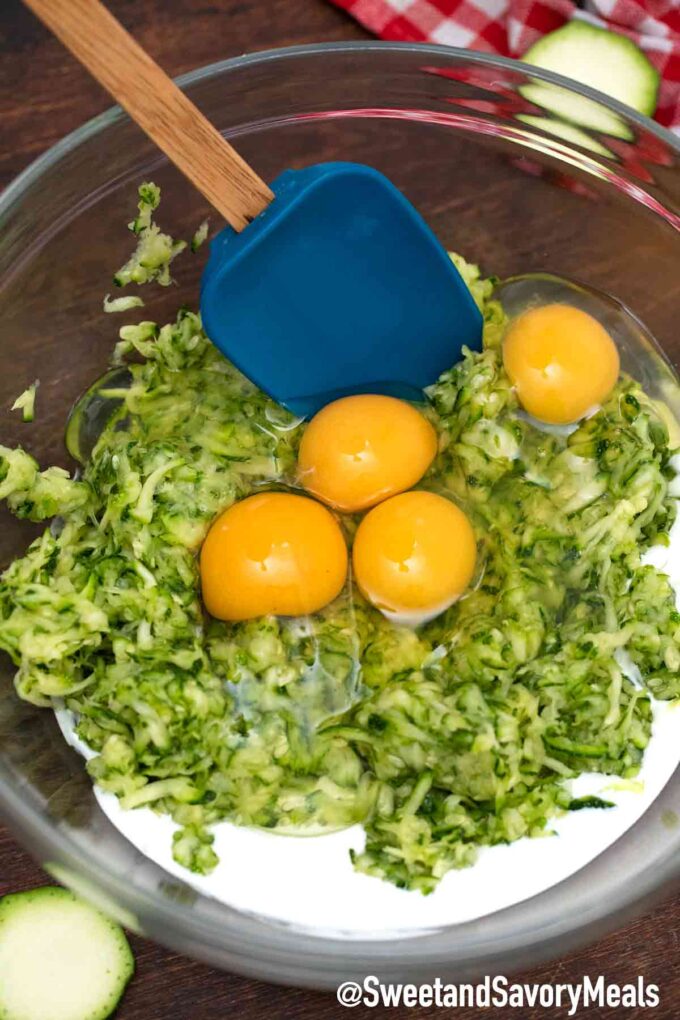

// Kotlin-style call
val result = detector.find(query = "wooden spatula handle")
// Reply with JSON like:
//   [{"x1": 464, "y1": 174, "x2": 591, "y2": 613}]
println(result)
[{"x1": 24, "y1": 0, "x2": 274, "y2": 231}]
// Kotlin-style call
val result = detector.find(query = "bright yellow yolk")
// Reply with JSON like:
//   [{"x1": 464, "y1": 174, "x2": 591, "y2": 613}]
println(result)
[
  {"x1": 503, "y1": 303, "x2": 620, "y2": 425},
  {"x1": 297, "y1": 394, "x2": 438, "y2": 513},
  {"x1": 352, "y1": 490, "x2": 476, "y2": 624},
  {"x1": 200, "y1": 492, "x2": 348, "y2": 621}
]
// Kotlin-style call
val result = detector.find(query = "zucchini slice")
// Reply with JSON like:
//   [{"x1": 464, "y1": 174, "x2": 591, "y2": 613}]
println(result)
[
  {"x1": 0, "y1": 887, "x2": 134, "y2": 1020},
  {"x1": 517, "y1": 114, "x2": 614, "y2": 158},
  {"x1": 522, "y1": 21, "x2": 660, "y2": 140}
]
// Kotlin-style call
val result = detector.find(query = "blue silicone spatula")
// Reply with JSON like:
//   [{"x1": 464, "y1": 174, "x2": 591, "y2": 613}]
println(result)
[{"x1": 27, "y1": 0, "x2": 483, "y2": 418}]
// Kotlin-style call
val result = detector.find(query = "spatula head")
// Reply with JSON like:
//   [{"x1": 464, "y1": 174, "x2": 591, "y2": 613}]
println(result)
[{"x1": 200, "y1": 162, "x2": 482, "y2": 417}]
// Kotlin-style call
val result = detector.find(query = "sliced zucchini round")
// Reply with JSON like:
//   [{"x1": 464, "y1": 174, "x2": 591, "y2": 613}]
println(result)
[
  {"x1": 521, "y1": 82, "x2": 633, "y2": 141},
  {"x1": 522, "y1": 21, "x2": 660, "y2": 140},
  {"x1": 517, "y1": 114, "x2": 614, "y2": 158},
  {"x1": 0, "y1": 887, "x2": 134, "y2": 1020}
]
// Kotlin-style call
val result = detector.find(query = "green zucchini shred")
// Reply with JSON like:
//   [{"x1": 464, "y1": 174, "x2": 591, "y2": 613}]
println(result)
[
  {"x1": 0, "y1": 187, "x2": 678, "y2": 894},
  {"x1": 104, "y1": 293, "x2": 145, "y2": 314},
  {"x1": 191, "y1": 219, "x2": 210, "y2": 252},
  {"x1": 0, "y1": 446, "x2": 90, "y2": 521},
  {"x1": 567, "y1": 795, "x2": 615, "y2": 811},
  {"x1": 10, "y1": 381, "x2": 38, "y2": 422},
  {"x1": 113, "y1": 183, "x2": 187, "y2": 287}
]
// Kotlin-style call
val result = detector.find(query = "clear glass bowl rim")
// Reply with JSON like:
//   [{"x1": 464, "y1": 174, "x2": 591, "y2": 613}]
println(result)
[
  {"x1": 3, "y1": 40, "x2": 678, "y2": 219},
  {"x1": 1, "y1": 41, "x2": 678, "y2": 983}
]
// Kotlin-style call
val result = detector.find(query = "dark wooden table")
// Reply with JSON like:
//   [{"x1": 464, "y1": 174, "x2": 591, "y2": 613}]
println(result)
[{"x1": 1, "y1": 2, "x2": 679, "y2": 1017}]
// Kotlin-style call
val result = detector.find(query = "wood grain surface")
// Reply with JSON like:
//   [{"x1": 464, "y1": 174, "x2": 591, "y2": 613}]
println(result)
[
  {"x1": 1, "y1": 1, "x2": 679, "y2": 1018},
  {"x1": 23, "y1": 0, "x2": 274, "y2": 228}
]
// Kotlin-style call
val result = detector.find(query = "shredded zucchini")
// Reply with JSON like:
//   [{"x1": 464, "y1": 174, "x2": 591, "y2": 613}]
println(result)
[
  {"x1": 0, "y1": 186, "x2": 678, "y2": 893},
  {"x1": 11, "y1": 381, "x2": 38, "y2": 423},
  {"x1": 104, "y1": 294, "x2": 145, "y2": 314},
  {"x1": 191, "y1": 220, "x2": 209, "y2": 253},
  {"x1": 113, "y1": 183, "x2": 187, "y2": 288}
]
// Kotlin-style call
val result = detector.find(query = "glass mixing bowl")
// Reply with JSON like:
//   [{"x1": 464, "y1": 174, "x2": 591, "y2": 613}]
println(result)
[{"x1": 1, "y1": 43, "x2": 678, "y2": 988}]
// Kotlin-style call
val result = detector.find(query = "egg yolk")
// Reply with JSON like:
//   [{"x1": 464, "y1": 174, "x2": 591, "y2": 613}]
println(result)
[
  {"x1": 297, "y1": 394, "x2": 438, "y2": 513},
  {"x1": 503, "y1": 303, "x2": 620, "y2": 425},
  {"x1": 352, "y1": 490, "x2": 476, "y2": 624},
  {"x1": 200, "y1": 492, "x2": 348, "y2": 621}
]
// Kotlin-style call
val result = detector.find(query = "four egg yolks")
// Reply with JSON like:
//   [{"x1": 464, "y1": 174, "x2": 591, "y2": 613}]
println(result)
[
  {"x1": 201, "y1": 308, "x2": 620, "y2": 623},
  {"x1": 200, "y1": 492, "x2": 347, "y2": 622},
  {"x1": 297, "y1": 393, "x2": 438, "y2": 513},
  {"x1": 503, "y1": 303, "x2": 619, "y2": 425},
  {"x1": 352, "y1": 491, "x2": 477, "y2": 623}
]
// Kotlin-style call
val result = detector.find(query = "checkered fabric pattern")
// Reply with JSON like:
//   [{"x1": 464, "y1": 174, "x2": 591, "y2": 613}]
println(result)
[{"x1": 331, "y1": 0, "x2": 680, "y2": 131}]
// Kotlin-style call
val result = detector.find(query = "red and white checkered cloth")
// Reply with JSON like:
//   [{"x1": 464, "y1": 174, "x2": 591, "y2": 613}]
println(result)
[{"x1": 331, "y1": 0, "x2": 680, "y2": 131}]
